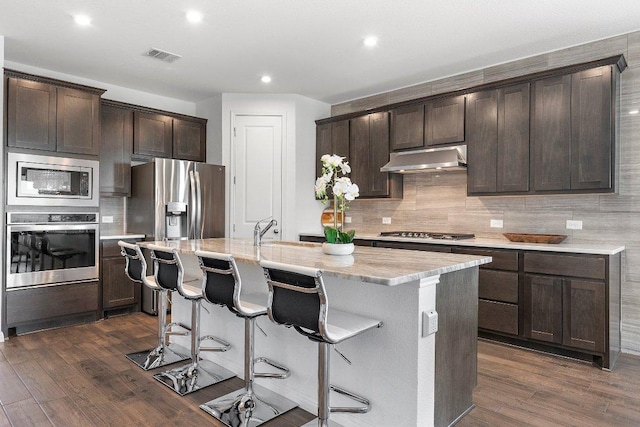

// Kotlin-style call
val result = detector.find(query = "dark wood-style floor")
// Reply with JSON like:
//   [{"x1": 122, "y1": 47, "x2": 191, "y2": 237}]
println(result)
[{"x1": 0, "y1": 314, "x2": 639, "y2": 427}]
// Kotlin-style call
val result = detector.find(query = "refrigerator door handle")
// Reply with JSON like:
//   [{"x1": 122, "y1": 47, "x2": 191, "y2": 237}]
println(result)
[
  {"x1": 195, "y1": 170, "x2": 203, "y2": 239},
  {"x1": 189, "y1": 170, "x2": 197, "y2": 239}
]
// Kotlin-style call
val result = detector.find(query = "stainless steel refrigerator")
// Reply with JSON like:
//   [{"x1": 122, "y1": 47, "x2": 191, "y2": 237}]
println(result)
[{"x1": 127, "y1": 158, "x2": 225, "y2": 314}]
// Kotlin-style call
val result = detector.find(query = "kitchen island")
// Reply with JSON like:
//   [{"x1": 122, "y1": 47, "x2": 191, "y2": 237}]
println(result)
[{"x1": 140, "y1": 238, "x2": 490, "y2": 427}]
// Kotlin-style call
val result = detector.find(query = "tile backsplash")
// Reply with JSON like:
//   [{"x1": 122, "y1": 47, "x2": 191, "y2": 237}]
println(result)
[{"x1": 99, "y1": 197, "x2": 126, "y2": 236}]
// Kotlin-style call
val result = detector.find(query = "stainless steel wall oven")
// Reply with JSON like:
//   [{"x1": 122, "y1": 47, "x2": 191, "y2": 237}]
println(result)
[{"x1": 6, "y1": 212, "x2": 99, "y2": 289}]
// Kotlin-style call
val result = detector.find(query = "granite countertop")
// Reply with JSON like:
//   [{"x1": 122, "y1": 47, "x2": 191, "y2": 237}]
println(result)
[
  {"x1": 139, "y1": 238, "x2": 491, "y2": 286},
  {"x1": 299, "y1": 233, "x2": 625, "y2": 256},
  {"x1": 100, "y1": 233, "x2": 146, "y2": 241}
]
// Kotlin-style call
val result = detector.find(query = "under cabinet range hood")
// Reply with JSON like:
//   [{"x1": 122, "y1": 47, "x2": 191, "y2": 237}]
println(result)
[{"x1": 380, "y1": 146, "x2": 467, "y2": 173}]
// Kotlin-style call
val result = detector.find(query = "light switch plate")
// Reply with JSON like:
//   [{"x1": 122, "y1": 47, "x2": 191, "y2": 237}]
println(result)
[
  {"x1": 566, "y1": 220, "x2": 583, "y2": 230},
  {"x1": 344, "y1": 216, "x2": 352, "y2": 224},
  {"x1": 382, "y1": 217, "x2": 392, "y2": 224},
  {"x1": 102, "y1": 215, "x2": 114, "y2": 224},
  {"x1": 490, "y1": 219, "x2": 504, "y2": 228}
]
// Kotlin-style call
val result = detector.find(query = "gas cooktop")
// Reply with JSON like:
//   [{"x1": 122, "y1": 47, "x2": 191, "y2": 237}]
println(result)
[{"x1": 379, "y1": 231, "x2": 475, "y2": 240}]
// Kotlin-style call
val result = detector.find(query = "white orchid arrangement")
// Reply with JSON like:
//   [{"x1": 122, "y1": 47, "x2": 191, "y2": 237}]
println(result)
[{"x1": 315, "y1": 154, "x2": 359, "y2": 244}]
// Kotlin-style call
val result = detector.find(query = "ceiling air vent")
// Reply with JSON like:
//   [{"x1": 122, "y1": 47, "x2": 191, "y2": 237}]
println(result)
[{"x1": 144, "y1": 48, "x2": 182, "y2": 63}]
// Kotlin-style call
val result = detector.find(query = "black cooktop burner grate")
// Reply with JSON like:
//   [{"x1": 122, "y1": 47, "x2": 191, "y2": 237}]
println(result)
[{"x1": 379, "y1": 231, "x2": 475, "y2": 240}]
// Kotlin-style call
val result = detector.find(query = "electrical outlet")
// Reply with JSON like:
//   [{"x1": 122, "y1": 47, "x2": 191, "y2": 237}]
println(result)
[
  {"x1": 344, "y1": 216, "x2": 352, "y2": 224},
  {"x1": 102, "y1": 215, "x2": 114, "y2": 224},
  {"x1": 490, "y1": 219, "x2": 504, "y2": 228},
  {"x1": 566, "y1": 220, "x2": 583, "y2": 230},
  {"x1": 422, "y1": 311, "x2": 438, "y2": 337},
  {"x1": 382, "y1": 217, "x2": 392, "y2": 224}
]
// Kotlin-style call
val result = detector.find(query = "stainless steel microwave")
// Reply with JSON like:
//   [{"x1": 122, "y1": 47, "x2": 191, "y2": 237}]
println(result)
[{"x1": 7, "y1": 152, "x2": 99, "y2": 207}]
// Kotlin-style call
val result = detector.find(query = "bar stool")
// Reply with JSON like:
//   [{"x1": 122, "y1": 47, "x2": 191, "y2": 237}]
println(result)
[
  {"x1": 117, "y1": 241, "x2": 189, "y2": 370},
  {"x1": 149, "y1": 244, "x2": 235, "y2": 396},
  {"x1": 195, "y1": 250, "x2": 297, "y2": 427},
  {"x1": 261, "y1": 260, "x2": 383, "y2": 427}
]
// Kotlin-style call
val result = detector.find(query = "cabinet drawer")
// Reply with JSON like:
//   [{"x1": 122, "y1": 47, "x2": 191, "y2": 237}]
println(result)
[
  {"x1": 478, "y1": 299, "x2": 518, "y2": 335},
  {"x1": 524, "y1": 252, "x2": 605, "y2": 280},
  {"x1": 479, "y1": 270, "x2": 518, "y2": 303},
  {"x1": 453, "y1": 247, "x2": 518, "y2": 271},
  {"x1": 7, "y1": 281, "x2": 98, "y2": 326}
]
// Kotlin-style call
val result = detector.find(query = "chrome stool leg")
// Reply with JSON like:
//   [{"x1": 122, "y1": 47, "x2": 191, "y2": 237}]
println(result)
[
  {"x1": 200, "y1": 317, "x2": 297, "y2": 427},
  {"x1": 301, "y1": 342, "x2": 371, "y2": 427},
  {"x1": 125, "y1": 290, "x2": 190, "y2": 370},
  {"x1": 153, "y1": 298, "x2": 235, "y2": 396}
]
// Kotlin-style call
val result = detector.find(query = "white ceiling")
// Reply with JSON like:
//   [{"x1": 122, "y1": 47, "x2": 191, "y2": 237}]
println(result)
[{"x1": 1, "y1": 0, "x2": 640, "y2": 105}]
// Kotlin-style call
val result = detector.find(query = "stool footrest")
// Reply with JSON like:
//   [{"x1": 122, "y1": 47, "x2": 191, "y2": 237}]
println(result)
[
  {"x1": 254, "y1": 357, "x2": 290, "y2": 379},
  {"x1": 199, "y1": 334, "x2": 231, "y2": 352},
  {"x1": 329, "y1": 385, "x2": 371, "y2": 414}
]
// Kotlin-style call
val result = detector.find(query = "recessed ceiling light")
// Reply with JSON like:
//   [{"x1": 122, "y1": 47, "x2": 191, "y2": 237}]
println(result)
[
  {"x1": 261, "y1": 75, "x2": 272, "y2": 83},
  {"x1": 186, "y1": 10, "x2": 203, "y2": 24},
  {"x1": 630, "y1": 109, "x2": 639, "y2": 115},
  {"x1": 363, "y1": 36, "x2": 378, "y2": 47},
  {"x1": 73, "y1": 14, "x2": 92, "y2": 26}
]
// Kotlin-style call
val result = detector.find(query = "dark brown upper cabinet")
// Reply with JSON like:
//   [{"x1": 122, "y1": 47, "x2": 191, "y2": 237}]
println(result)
[
  {"x1": 467, "y1": 83, "x2": 530, "y2": 195},
  {"x1": 173, "y1": 118, "x2": 207, "y2": 162},
  {"x1": 56, "y1": 87, "x2": 101, "y2": 155},
  {"x1": 390, "y1": 104, "x2": 425, "y2": 151},
  {"x1": 571, "y1": 66, "x2": 613, "y2": 191},
  {"x1": 133, "y1": 111, "x2": 173, "y2": 158},
  {"x1": 425, "y1": 95, "x2": 465, "y2": 146},
  {"x1": 532, "y1": 65, "x2": 615, "y2": 193},
  {"x1": 532, "y1": 74, "x2": 572, "y2": 191},
  {"x1": 349, "y1": 112, "x2": 402, "y2": 199},
  {"x1": 100, "y1": 103, "x2": 133, "y2": 195},
  {"x1": 7, "y1": 77, "x2": 57, "y2": 151},
  {"x1": 315, "y1": 119, "x2": 349, "y2": 178},
  {"x1": 6, "y1": 73, "x2": 104, "y2": 155}
]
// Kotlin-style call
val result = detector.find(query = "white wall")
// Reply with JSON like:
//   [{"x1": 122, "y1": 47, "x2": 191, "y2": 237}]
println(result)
[
  {"x1": 3, "y1": 61, "x2": 196, "y2": 115},
  {"x1": 219, "y1": 93, "x2": 330, "y2": 240},
  {"x1": 196, "y1": 94, "x2": 223, "y2": 165},
  {"x1": 0, "y1": 35, "x2": 5, "y2": 341}
]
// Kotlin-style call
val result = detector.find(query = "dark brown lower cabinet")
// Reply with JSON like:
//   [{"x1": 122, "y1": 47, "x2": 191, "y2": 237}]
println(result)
[
  {"x1": 299, "y1": 234, "x2": 620, "y2": 368},
  {"x1": 524, "y1": 274, "x2": 563, "y2": 344},
  {"x1": 6, "y1": 281, "x2": 99, "y2": 329},
  {"x1": 101, "y1": 240, "x2": 140, "y2": 315},
  {"x1": 524, "y1": 274, "x2": 605, "y2": 353},
  {"x1": 563, "y1": 279, "x2": 605, "y2": 353}
]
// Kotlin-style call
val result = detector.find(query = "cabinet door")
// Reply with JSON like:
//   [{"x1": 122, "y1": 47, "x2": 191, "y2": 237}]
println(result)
[
  {"x1": 425, "y1": 95, "x2": 465, "y2": 146},
  {"x1": 523, "y1": 274, "x2": 563, "y2": 344},
  {"x1": 390, "y1": 104, "x2": 424, "y2": 151},
  {"x1": 56, "y1": 87, "x2": 101, "y2": 155},
  {"x1": 102, "y1": 255, "x2": 139, "y2": 310},
  {"x1": 466, "y1": 90, "x2": 498, "y2": 194},
  {"x1": 563, "y1": 279, "x2": 605, "y2": 352},
  {"x1": 134, "y1": 112, "x2": 173, "y2": 158},
  {"x1": 349, "y1": 115, "x2": 371, "y2": 195},
  {"x1": 532, "y1": 74, "x2": 571, "y2": 191},
  {"x1": 369, "y1": 112, "x2": 392, "y2": 196},
  {"x1": 173, "y1": 118, "x2": 206, "y2": 162},
  {"x1": 7, "y1": 77, "x2": 57, "y2": 151},
  {"x1": 571, "y1": 66, "x2": 613, "y2": 191},
  {"x1": 350, "y1": 112, "x2": 392, "y2": 198},
  {"x1": 497, "y1": 83, "x2": 530, "y2": 192},
  {"x1": 316, "y1": 122, "x2": 332, "y2": 178},
  {"x1": 332, "y1": 119, "x2": 350, "y2": 159},
  {"x1": 100, "y1": 105, "x2": 133, "y2": 195}
]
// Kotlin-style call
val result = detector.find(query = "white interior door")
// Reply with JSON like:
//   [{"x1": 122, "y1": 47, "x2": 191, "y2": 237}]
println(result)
[{"x1": 231, "y1": 114, "x2": 283, "y2": 241}]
